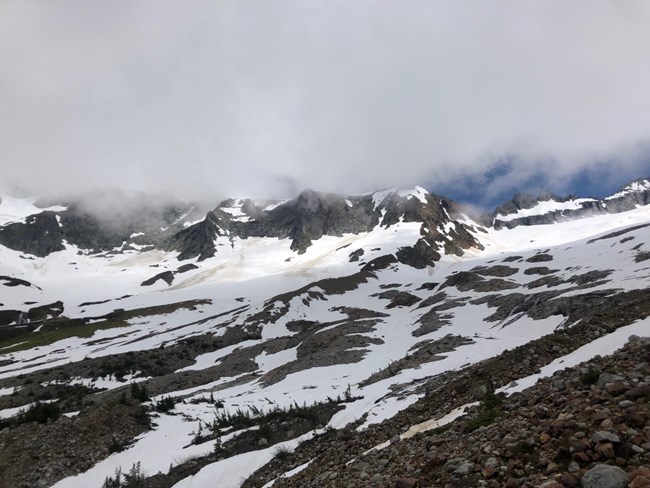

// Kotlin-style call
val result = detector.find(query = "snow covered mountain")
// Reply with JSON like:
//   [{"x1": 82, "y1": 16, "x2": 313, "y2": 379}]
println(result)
[{"x1": 0, "y1": 180, "x2": 649, "y2": 488}]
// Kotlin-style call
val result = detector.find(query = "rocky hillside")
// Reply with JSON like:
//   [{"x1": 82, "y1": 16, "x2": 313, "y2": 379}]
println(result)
[{"x1": 253, "y1": 335, "x2": 649, "y2": 488}]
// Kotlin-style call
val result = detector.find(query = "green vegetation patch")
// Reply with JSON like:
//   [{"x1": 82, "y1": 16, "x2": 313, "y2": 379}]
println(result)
[{"x1": 0, "y1": 299, "x2": 210, "y2": 353}]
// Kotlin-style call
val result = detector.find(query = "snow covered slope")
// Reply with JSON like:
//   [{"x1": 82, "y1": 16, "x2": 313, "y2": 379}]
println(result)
[{"x1": 0, "y1": 183, "x2": 649, "y2": 488}]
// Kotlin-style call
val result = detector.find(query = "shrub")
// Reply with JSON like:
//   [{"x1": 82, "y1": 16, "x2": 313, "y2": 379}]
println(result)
[
  {"x1": 18, "y1": 402, "x2": 60, "y2": 424},
  {"x1": 273, "y1": 445, "x2": 293, "y2": 461},
  {"x1": 213, "y1": 434, "x2": 223, "y2": 457},
  {"x1": 188, "y1": 394, "x2": 222, "y2": 406},
  {"x1": 130, "y1": 383, "x2": 149, "y2": 402},
  {"x1": 258, "y1": 422, "x2": 273, "y2": 441},
  {"x1": 132, "y1": 406, "x2": 151, "y2": 428},
  {"x1": 580, "y1": 368, "x2": 601, "y2": 385},
  {"x1": 102, "y1": 462, "x2": 146, "y2": 488},
  {"x1": 212, "y1": 401, "x2": 324, "y2": 431},
  {"x1": 192, "y1": 421, "x2": 210, "y2": 445},
  {"x1": 154, "y1": 396, "x2": 177, "y2": 413},
  {"x1": 465, "y1": 378, "x2": 503, "y2": 432},
  {"x1": 108, "y1": 437, "x2": 125, "y2": 454}
]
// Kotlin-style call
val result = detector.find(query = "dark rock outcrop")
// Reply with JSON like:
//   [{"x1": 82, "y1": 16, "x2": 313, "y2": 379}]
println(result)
[
  {"x1": 349, "y1": 248, "x2": 365, "y2": 262},
  {"x1": 0, "y1": 211, "x2": 64, "y2": 257},
  {"x1": 141, "y1": 271, "x2": 175, "y2": 287},
  {"x1": 232, "y1": 189, "x2": 380, "y2": 253},
  {"x1": 176, "y1": 263, "x2": 199, "y2": 274},
  {"x1": 0, "y1": 276, "x2": 33, "y2": 287},
  {"x1": 165, "y1": 210, "x2": 229, "y2": 261},
  {"x1": 0, "y1": 190, "x2": 194, "y2": 257},
  {"x1": 397, "y1": 239, "x2": 441, "y2": 269}
]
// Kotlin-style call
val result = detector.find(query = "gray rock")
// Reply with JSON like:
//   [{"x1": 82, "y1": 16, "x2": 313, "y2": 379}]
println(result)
[
  {"x1": 484, "y1": 457, "x2": 500, "y2": 468},
  {"x1": 443, "y1": 457, "x2": 466, "y2": 472},
  {"x1": 590, "y1": 431, "x2": 620, "y2": 444},
  {"x1": 581, "y1": 464, "x2": 628, "y2": 488},
  {"x1": 453, "y1": 462, "x2": 475, "y2": 475},
  {"x1": 350, "y1": 461, "x2": 370, "y2": 472},
  {"x1": 369, "y1": 473, "x2": 383, "y2": 483},
  {"x1": 596, "y1": 373, "x2": 625, "y2": 389}
]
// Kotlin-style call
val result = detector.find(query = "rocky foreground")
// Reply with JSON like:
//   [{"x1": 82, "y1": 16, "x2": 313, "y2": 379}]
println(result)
[{"x1": 247, "y1": 335, "x2": 649, "y2": 488}]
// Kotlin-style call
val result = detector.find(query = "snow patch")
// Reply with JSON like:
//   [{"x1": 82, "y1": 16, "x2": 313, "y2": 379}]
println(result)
[{"x1": 495, "y1": 198, "x2": 597, "y2": 222}]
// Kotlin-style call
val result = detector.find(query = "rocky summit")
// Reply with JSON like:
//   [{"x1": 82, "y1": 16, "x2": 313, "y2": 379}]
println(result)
[{"x1": 0, "y1": 180, "x2": 649, "y2": 488}]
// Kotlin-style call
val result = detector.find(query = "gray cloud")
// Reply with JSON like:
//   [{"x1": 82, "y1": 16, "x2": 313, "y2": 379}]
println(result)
[{"x1": 1, "y1": 1, "x2": 650, "y2": 202}]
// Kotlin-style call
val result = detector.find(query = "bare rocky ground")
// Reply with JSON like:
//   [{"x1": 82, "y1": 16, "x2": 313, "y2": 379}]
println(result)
[
  {"x1": 0, "y1": 284, "x2": 648, "y2": 487},
  {"x1": 248, "y1": 336, "x2": 649, "y2": 488},
  {"x1": 240, "y1": 287, "x2": 650, "y2": 488},
  {"x1": 0, "y1": 397, "x2": 151, "y2": 488}
]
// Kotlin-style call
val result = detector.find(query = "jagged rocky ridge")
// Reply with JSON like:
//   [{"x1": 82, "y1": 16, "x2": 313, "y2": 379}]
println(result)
[
  {"x1": 0, "y1": 190, "x2": 196, "y2": 257},
  {"x1": 2, "y1": 178, "x2": 650, "y2": 264},
  {"x1": 489, "y1": 178, "x2": 650, "y2": 229},
  {"x1": 165, "y1": 187, "x2": 485, "y2": 265},
  {"x1": 0, "y1": 186, "x2": 485, "y2": 268}
]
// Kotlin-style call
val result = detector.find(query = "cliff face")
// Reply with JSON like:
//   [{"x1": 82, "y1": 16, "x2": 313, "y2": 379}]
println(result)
[
  {"x1": 0, "y1": 211, "x2": 64, "y2": 257},
  {"x1": 231, "y1": 189, "x2": 380, "y2": 253}
]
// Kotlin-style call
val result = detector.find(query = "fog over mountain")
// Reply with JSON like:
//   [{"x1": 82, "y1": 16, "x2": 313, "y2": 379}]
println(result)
[
  {"x1": 3, "y1": 4, "x2": 650, "y2": 488},
  {"x1": 1, "y1": 1, "x2": 650, "y2": 201}
]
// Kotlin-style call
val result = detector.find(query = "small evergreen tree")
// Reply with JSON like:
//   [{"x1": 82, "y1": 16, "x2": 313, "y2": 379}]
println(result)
[
  {"x1": 130, "y1": 383, "x2": 149, "y2": 402},
  {"x1": 465, "y1": 377, "x2": 503, "y2": 432}
]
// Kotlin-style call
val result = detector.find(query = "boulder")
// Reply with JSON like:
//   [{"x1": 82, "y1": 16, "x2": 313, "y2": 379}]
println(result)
[
  {"x1": 591, "y1": 431, "x2": 620, "y2": 444},
  {"x1": 581, "y1": 464, "x2": 628, "y2": 488},
  {"x1": 596, "y1": 373, "x2": 624, "y2": 389}
]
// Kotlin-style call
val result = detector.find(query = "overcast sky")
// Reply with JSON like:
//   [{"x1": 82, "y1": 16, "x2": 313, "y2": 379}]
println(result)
[{"x1": 1, "y1": 1, "x2": 650, "y2": 205}]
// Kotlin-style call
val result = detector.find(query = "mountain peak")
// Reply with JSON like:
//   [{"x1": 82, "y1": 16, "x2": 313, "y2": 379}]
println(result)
[
  {"x1": 606, "y1": 176, "x2": 650, "y2": 200},
  {"x1": 495, "y1": 190, "x2": 562, "y2": 216}
]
